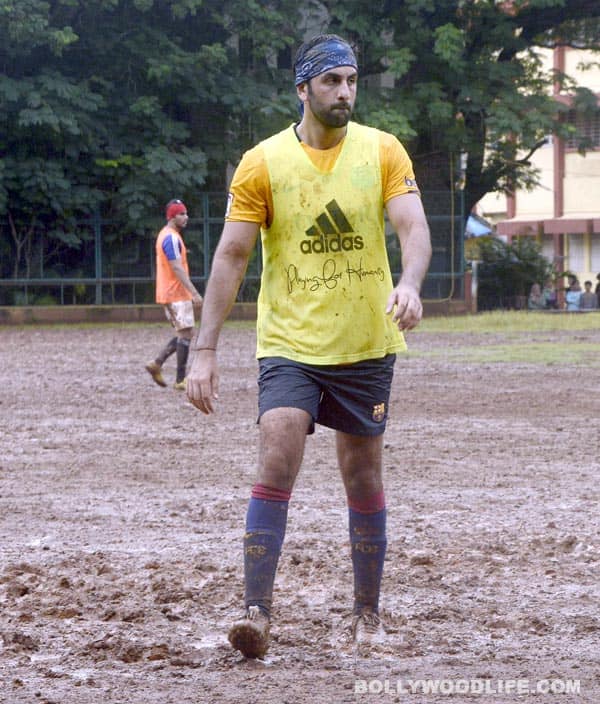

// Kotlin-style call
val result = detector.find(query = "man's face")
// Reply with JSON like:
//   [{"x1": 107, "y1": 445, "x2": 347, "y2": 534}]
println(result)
[
  {"x1": 173, "y1": 211, "x2": 188, "y2": 231},
  {"x1": 301, "y1": 66, "x2": 357, "y2": 128}
]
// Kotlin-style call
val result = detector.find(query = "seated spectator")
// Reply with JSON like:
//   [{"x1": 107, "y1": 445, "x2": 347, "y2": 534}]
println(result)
[
  {"x1": 580, "y1": 280, "x2": 598, "y2": 310},
  {"x1": 528, "y1": 283, "x2": 546, "y2": 310},
  {"x1": 542, "y1": 279, "x2": 558, "y2": 309},
  {"x1": 565, "y1": 279, "x2": 582, "y2": 311}
]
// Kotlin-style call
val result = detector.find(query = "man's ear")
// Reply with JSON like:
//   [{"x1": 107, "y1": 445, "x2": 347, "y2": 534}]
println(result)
[{"x1": 296, "y1": 82, "x2": 308, "y2": 100}]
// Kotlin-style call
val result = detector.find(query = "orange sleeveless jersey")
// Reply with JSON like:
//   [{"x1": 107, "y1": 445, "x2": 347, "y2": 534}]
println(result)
[{"x1": 155, "y1": 225, "x2": 192, "y2": 304}]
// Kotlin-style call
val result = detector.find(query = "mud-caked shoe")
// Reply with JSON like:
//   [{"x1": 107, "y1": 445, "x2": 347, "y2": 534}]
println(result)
[
  {"x1": 228, "y1": 605, "x2": 270, "y2": 659},
  {"x1": 145, "y1": 361, "x2": 166, "y2": 388},
  {"x1": 173, "y1": 379, "x2": 187, "y2": 391},
  {"x1": 352, "y1": 607, "x2": 386, "y2": 648}
]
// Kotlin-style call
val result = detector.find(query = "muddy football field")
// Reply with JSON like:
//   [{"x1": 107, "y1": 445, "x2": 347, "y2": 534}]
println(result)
[{"x1": 1, "y1": 320, "x2": 599, "y2": 703}]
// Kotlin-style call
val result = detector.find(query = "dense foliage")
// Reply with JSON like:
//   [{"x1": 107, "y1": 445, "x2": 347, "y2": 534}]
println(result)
[
  {"x1": 1, "y1": 0, "x2": 599, "y2": 286},
  {"x1": 0, "y1": 0, "x2": 301, "y2": 275}
]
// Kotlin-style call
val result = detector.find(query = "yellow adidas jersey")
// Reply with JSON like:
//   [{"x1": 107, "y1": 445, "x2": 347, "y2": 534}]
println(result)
[{"x1": 229, "y1": 122, "x2": 418, "y2": 364}]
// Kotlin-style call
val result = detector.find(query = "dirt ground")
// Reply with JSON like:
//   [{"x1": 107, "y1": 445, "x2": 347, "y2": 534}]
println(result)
[{"x1": 1, "y1": 321, "x2": 599, "y2": 704}]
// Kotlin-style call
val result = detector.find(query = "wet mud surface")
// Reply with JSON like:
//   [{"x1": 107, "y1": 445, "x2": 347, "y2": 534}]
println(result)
[{"x1": 1, "y1": 323, "x2": 599, "y2": 703}]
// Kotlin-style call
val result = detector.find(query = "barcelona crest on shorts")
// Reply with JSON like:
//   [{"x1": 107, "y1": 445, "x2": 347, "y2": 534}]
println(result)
[{"x1": 372, "y1": 402, "x2": 385, "y2": 423}]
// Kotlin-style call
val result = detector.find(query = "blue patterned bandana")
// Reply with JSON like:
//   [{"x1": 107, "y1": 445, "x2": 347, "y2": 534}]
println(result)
[{"x1": 294, "y1": 38, "x2": 358, "y2": 86}]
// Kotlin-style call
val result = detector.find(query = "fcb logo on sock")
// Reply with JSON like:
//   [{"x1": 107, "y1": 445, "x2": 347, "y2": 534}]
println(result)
[{"x1": 372, "y1": 403, "x2": 385, "y2": 423}]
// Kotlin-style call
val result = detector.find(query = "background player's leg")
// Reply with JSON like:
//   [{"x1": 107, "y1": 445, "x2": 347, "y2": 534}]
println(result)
[
  {"x1": 145, "y1": 336, "x2": 177, "y2": 387},
  {"x1": 157, "y1": 336, "x2": 178, "y2": 365},
  {"x1": 175, "y1": 335, "x2": 190, "y2": 386}
]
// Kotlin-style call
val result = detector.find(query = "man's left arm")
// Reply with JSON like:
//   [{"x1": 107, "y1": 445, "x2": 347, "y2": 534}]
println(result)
[
  {"x1": 385, "y1": 193, "x2": 432, "y2": 331},
  {"x1": 169, "y1": 258, "x2": 203, "y2": 308}
]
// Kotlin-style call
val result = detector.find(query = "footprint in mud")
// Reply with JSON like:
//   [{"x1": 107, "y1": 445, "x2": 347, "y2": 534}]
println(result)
[{"x1": 1, "y1": 630, "x2": 40, "y2": 652}]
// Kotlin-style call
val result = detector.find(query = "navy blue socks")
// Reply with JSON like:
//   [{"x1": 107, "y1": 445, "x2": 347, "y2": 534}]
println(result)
[
  {"x1": 348, "y1": 492, "x2": 387, "y2": 615},
  {"x1": 243, "y1": 484, "x2": 291, "y2": 618}
]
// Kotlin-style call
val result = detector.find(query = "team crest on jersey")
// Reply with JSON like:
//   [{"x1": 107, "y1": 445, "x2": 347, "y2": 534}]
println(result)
[{"x1": 372, "y1": 402, "x2": 386, "y2": 423}]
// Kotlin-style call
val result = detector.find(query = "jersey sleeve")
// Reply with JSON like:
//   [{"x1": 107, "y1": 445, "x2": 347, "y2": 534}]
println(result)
[
  {"x1": 161, "y1": 231, "x2": 181, "y2": 261},
  {"x1": 225, "y1": 144, "x2": 272, "y2": 227},
  {"x1": 379, "y1": 132, "x2": 420, "y2": 203}
]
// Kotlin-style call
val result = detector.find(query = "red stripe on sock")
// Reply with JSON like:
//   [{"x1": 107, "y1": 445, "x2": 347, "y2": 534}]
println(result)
[
  {"x1": 251, "y1": 483, "x2": 291, "y2": 502},
  {"x1": 348, "y1": 491, "x2": 385, "y2": 514}
]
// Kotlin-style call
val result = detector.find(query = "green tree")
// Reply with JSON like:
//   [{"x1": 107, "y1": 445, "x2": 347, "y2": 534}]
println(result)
[
  {"x1": 0, "y1": 0, "x2": 300, "y2": 280},
  {"x1": 323, "y1": 0, "x2": 599, "y2": 215},
  {"x1": 1, "y1": 0, "x2": 599, "y2": 295}
]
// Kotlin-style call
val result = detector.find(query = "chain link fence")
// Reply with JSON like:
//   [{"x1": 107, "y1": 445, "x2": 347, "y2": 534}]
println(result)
[{"x1": 0, "y1": 191, "x2": 465, "y2": 306}]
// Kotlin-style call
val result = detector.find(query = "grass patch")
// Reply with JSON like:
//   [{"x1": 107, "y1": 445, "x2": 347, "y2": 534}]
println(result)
[
  {"x1": 418, "y1": 311, "x2": 600, "y2": 335},
  {"x1": 407, "y1": 341, "x2": 600, "y2": 366}
]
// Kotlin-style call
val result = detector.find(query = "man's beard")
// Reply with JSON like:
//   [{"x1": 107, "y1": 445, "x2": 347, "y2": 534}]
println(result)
[
  {"x1": 307, "y1": 89, "x2": 352, "y2": 128},
  {"x1": 318, "y1": 105, "x2": 352, "y2": 128}
]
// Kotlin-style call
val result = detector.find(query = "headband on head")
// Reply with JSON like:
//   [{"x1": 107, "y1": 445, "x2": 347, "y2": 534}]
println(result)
[
  {"x1": 166, "y1": 200, "x2": 187, "y2": 220},
  {"x1": 294, "y1": 37, "x2": 358, "y2": 86}
]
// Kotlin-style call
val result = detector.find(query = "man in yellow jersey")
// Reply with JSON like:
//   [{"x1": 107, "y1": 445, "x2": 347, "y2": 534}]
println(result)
[
  {"x1": 145, "y1": 199, "x2": 202, "y2": 390},
  {"x1": 187, "y1": 34, "x2": 431, "y2": 658}
]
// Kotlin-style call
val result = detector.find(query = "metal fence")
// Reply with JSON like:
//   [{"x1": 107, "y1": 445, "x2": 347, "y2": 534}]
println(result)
[{"x1": 0, "y1": 191, "x2": 465, "y2": 306}]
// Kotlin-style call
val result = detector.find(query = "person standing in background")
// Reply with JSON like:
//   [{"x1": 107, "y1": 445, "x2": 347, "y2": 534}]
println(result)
[
  {"x1": 527, "y1": 283, "x2": 545, "y2": 310},
  {"x1": 580, "y1": 280, "x2": 598, "y2": 310},
  {"x1": 564, "y1": 278, "x2": 582, "y2": 312},
  {"x1": 145, "y1": 199, "x2": 202, "y2": 390}
]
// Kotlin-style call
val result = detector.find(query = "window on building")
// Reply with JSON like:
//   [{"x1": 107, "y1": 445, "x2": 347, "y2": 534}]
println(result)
[
  {"x1": 566, "y1": 233, "x2": 585, "y2": 271},
  {"x1": 541, "y1": 234, "x2": 554, "y2": 263},
  {"x1": 565, "y1": 108, "x2": 600, "y2": 150},
  {"x1": 591, "y1": 234, "x2": 600, "y2": 272}
]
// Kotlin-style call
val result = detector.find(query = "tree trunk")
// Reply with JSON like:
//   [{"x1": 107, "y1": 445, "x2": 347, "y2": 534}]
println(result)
[{"x1": 8, "y1": 212, "x2": 36, "y2": 279}]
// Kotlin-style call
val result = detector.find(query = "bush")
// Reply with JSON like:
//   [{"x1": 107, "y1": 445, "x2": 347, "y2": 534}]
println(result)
[{"x1": 474, "y1": 237, "x2": 554, "y2": 311}]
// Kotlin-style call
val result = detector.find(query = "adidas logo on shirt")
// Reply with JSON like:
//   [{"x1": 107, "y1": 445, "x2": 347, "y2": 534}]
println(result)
[{"x1": 300, "y1": 199, "x2": 364, "y2": 255}]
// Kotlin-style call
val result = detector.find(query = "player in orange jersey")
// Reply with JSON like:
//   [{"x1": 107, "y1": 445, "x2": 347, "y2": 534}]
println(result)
[{"x1": 145, "y1": 199, "x2": 202, "y2": 390}]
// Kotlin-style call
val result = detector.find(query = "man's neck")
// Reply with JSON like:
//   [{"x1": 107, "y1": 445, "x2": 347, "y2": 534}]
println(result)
[{"x1": 294, "y1": 119, "x2": 348, "y2": 150}]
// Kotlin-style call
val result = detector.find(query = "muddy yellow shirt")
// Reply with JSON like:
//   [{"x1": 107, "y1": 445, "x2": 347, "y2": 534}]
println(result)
[{"x1": 227, "y1": 122, "x2": 420, "y2": 364}]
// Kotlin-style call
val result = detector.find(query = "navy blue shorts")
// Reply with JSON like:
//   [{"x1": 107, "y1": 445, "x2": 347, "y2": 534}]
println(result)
[{"x1": 257, "y1": 355, "x2": 396, "y2": 436}]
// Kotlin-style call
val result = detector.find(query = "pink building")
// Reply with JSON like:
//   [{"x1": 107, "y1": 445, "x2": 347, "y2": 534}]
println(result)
[{"x1": 479, "y1": 47, "x2": 600, "y2": 284}]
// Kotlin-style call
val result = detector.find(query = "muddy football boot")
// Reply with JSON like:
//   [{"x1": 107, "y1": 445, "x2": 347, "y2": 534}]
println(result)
[
  {"x1": 352, "y1": 607, "x2": 386, "y2": 647},
  {"x1": 145, "y1": 361, "x2": 167, "y2": 388},
  {"x1": 228, "y1": 605, "x2": 270, "y2": 658}
]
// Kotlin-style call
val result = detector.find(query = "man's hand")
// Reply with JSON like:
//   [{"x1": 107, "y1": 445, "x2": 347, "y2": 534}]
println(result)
[
  {"x1": 192, "y1": 292, "x2": 203, "y2": 314},
  {"x1": 386, "y1": 282, "x2": 423, "y2": 331},
  {"x1": 186, "y1": 349, "x2": 218, "y2": 414}
]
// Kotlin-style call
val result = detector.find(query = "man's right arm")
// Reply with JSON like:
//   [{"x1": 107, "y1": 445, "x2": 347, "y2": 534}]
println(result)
[{"x1": 186, "y1": 220, "x2": 260, "y2": 414}]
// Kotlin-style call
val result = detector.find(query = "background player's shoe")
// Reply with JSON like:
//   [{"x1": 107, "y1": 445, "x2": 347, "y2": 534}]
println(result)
[
  {"x1": 352, "y1": 607, "x2": 386, "y2": 647},
  {"x1": 173, "y1": 379, "x2": 186, "y2": 391},
  {"x1": 228, "y1": 605, "x2": 270, "y2": 658},
  {"x1": 145, "y1": 361, "x2": 166, "y2": 388}
]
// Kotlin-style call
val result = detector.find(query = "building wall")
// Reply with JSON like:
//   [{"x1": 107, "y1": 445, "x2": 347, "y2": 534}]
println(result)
[
  {"x1": 564, "y1": 151, "x2": 600, "y2": 214},
  {"x1": 477, "y1": 47, "x2": 600, "y2": 289},
  {"x1": 564, "y1": 49, "x2": 600, "y2": 92},
  {"x1": 511, "y1": 141, "x2": 555, "y2": 217}
]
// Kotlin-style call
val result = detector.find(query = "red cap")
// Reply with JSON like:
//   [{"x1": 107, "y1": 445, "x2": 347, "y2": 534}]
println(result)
[{"x1": 166, "y1": 200, "x2": 187, "y2": 220}]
